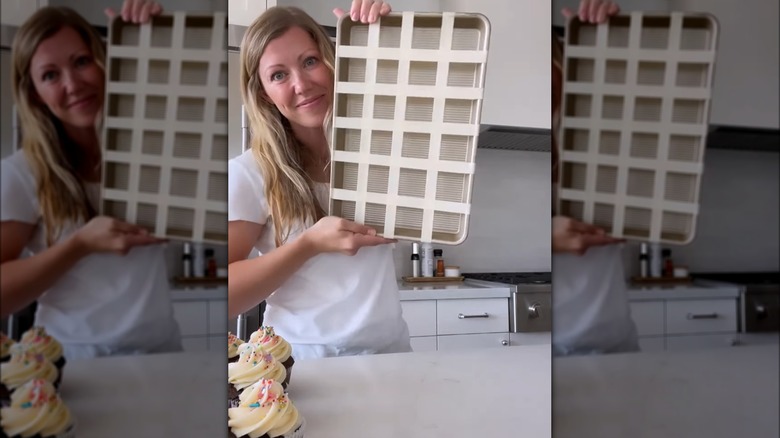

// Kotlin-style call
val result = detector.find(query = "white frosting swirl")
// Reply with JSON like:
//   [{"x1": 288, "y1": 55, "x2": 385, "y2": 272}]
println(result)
[
  {"x1": 228, "y1": 343, "x2": 286, "y2": 391},
  {"x1": 0, "y1": 379, "x2": 73, "y2": 437},
  {"x1": 249, "y1": 326, "x2": 292, "y2": 363},
  {"x1": 0, "y1": 349, "x2": 58, "y2": 390},
  {"x1": 19, "y1": 326, "x2": 63, "y2": 364},
  {"x1": 228, "y1": 379, "x2": 300, "y2": 438},
  {"x1": 228, "y1": 332, "x2": 244, "y2": 359},
  {"x1": 1, "y1": 332, "x2": 14, "y2": 358}
]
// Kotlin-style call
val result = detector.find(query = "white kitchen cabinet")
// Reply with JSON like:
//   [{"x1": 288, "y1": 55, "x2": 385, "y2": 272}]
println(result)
[
  {"x1": 409, "y1": 336, "x2": 437, "y2": 352},
  {"x1": 228, "y1": 0, "x2": 271, "y2": 26},
  {"x1": 630, "y1": 301, "x2": 665, "y2": 336},
  {"x1": 665, "y1": 299, "x2": 737, "y2": 335},
  {"x1": 171, "y1": 287, "x2": 228, "y2": 352},
  {"x1": 181, "y1": 336, "x2": 210, "y2": 352},
  {"x1": 637, "y1": 336, "x2": 665, "y2": 353},
  {"x1": 443, "y1": 0, "x2": 550, "y2": 129},
  {"x1": 436, "y1": 333, "x2": 510, "y2": 351},
  {"x1": 436, "y1": 298, "x2": 509, "y2": 335},
  {"x1": 0, "y1": 0, "x2": 46, "y2": 26},
  {"x1": 509, "y1": 332, "x2": 551, "y2": 347},
  {"x1": 400, "y1": 294, "x2": 512, "y2": 351},
  {"x1": 400, "y1": 300, "x2": 437, "y2": 337},
  {"x1": 173, "y1": 301, "x2": 209, "y2": 337},
  {"x1": 629, "y1": 289, "x2": 740, "y2": 352}
]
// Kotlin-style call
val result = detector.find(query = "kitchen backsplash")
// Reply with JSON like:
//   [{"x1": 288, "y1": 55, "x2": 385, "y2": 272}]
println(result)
[
  {"x1": 392, "y1": 148, "x2": 552, "y2": 277},
  {"x1": 622, "y1": 148, "x2": 780, "y2": 276}
]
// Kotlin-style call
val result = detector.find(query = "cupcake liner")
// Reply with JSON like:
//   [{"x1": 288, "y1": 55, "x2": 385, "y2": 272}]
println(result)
[
  {"x1": 285, "y1": 416, "x2": 306, "y2": 438},
  {"x1": 228, "y1": 355, "x2": 239, "y2": 364},
  {"x1": 53, "y1": 357, "x2": 66, "y2": 373}
]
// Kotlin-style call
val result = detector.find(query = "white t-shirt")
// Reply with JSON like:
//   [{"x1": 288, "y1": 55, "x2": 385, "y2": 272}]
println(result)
[
  {"x1": 552, "y1": 244, "x2": 639, "y2": 355},
  {"x1": 0, "y1": 150, "x2": 181, "y2": 360},
  {"x1": 228, "y1": 150, "x2": 410, "y2": 360}
]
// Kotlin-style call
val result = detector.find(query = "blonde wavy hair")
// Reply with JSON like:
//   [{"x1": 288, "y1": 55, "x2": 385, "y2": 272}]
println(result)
[
  {"x1": 11, "y1": 6, "x2": 105, "y2": 246},
  {"x1": 240, "y1": 6, "x2": 335, "y2": 247}
]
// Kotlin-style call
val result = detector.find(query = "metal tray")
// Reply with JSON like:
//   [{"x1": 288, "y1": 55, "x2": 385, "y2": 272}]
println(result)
[
  {"x1": 101, "y1": 12, "x2": 228, "y2": 243},
  {"x1": 329, "y1": 12, "x2": 491, "y2": 245},
  {"x1": 557, "y1": 12, "x2": 718, "y2": 244}
]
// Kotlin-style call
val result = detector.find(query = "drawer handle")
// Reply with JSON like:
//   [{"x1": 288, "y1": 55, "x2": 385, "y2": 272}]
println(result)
[
  {"x1": 686, "y1": 312, "x2": 719, "y2": 320},
  {"x1": 458, "y1": 312, "x2": 489, "y2": 319}
]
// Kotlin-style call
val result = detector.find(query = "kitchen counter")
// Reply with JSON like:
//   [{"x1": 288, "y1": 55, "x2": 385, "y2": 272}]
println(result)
[
  {"x1": 554, "y1": 344, "x2": 779, "y2": 438},
  {"x1": 58, "y1": 351, "x2": 225, "y2": 437},
  {"x1": 628, "y1": 279, "x2": 742, "y2": 300},
  {"x1": 287, "y1": 345, "x2": 551, "y2": 438},
  {"x1": 397, "y1": 279, "x2": 511, "y2": 300}
]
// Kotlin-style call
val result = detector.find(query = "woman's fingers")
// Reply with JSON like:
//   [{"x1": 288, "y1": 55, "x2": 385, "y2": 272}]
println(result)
[
  {"x1": 360, "y1": 0, "x2": 374, "y2": 23},
  {"x1": 368, "y1": 1, "x2": 383, "y2": 22}
]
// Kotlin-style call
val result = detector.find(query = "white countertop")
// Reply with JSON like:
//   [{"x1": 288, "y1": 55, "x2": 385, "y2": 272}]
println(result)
[
  {"x1": 554, "y1": 344, "x2": 779, "y2": 438},
  {"x1": 397, "y1": 279, "x2": 511, "y2": 300},
  {"x1": 59, "y1": 351, "x2": 225, "y2": 437},
  {"x1": 288, "y1": 345, "x2": 551, "y2": 438},
  {"x1": 628, "y1": 279, "x2": 742, "y2": 300}
]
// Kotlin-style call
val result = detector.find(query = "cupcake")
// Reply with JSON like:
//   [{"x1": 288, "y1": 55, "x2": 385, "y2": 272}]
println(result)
[
  {"x1": 248, "y1": 327, "x2": 295, "y2": 384},
  {"x1": 0, "y1": 379, "x2": 75, "y2": 438},
  {"x1": 18, "y1": 327, "x2": 65, "y2": 371},
  {"x1": 228, "y1": 343, "x2": 287, "y2": 405},
  {"x1": 228, "y1": 379, "x2": 305, "y2": 438},
  {"x1": 1, "y1": 333, "x2": 14, "y2": 363},
  {"x1": 1, "y1": 349, "x2": 60, "y2": 405},
  {"x1": 228, "y1": 332, "x2": 244, "y2": 364}
]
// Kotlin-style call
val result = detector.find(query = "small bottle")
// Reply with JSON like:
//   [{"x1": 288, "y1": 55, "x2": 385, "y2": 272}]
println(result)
[
  {"x1": 181, "y1": 242, "x2": 193, "y2": 278},
  {"x1": 434, "y1": 249, "x2": 444, "y2": 277},
  {"x1": 649, "y1": 242, "x2": 663, "y2": 278},
  {"x1": 638, "y1": 243, "x2": 649, "y2": 278},
  {"x1": 205, "y1": 248, "x2": 217, "y2": 278},
  {"x1": 662, "y1": 249, "x2": 673, "y2": 277},
  {"x1": 411, "y1": 253, "x2": 421, "y2": 277},
  {"x1": 192, "y1": 242, "x2": 205, "y2": 277},
  {"x1": 420, "y1": 242, "x2": 434, "y2": 277}
]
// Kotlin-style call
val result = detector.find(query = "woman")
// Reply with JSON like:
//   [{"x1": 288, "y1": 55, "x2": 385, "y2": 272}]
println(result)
[
  {"x1": 0, "y1": 1, "x2": 182, "y2": 360},
  {"x1": 228, "y1": 1, "x2": 412, "y2": 360},
  {"x1": 551, "y1": 0, "x2": 639, "y2": 355}
]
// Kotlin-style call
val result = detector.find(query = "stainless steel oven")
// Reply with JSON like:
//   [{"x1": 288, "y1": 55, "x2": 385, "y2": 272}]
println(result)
[
  {"x1": 462, "y1": 272, "x2": 551, "y2": 333},
  {"x1": 695, "y1": 272, "x2": 780, "y2": 333}
]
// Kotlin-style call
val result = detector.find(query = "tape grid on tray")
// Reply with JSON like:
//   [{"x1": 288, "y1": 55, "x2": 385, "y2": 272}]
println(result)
[
  {"x1": 558, "y1": 12, "x2": 717, "y2": 244},
  {"x1": 101, "y1": 12, "x2": 228, "y2": 243},
  {"x1": 331, "y1": 12, "x2": 489, "y2": 244}
]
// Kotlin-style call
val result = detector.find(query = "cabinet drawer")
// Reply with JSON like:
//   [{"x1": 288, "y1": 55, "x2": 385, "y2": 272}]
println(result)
[
  {"x1": 630, "y1": 301, "x2": 664, "y2": 336},
  {"x1": 437, "y1": 333, "x2": 510, "y2": 351},
  {"x1": 400, "y1": 300, "x2": 436, "y2": 337},
  {"x1": 637, "y1": 336, "x2": 665, "y2": 353},
  {"x1": 666, "y1": 299, "x2": 737, "y2": 335},
  {"x1": 665, "y1": 334, "x2": 739, "y2": 352},
  {"x1": 208, "y1": 300, "x2": 227, "y2": 335},
  {"x1": 173, "y1": 301, "x2": 208, "y2": 336},
  {"x1": 436, "y1": 298, "x2": 509, "y2": 335},
  {"x1": 409, "y1": 336, "x2": 437, "y2": 352}
]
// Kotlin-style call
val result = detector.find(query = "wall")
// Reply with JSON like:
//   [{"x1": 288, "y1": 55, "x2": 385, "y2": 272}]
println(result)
[
  {"x1": 392, "y1": 148, "x2": 552, "y2": 276},
  {"x1": 622, "y1": 148, "x2": 780, "y2": 276},
  {"x1": 1, "y1": 49, "x2": 12, "y2": 158}
]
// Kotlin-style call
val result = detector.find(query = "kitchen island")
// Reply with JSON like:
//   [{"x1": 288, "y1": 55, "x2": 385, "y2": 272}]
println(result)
[
  {"x1": 58, "y1": 351, "x2": 225, "y2": 437},
  {"x1": 554, "y1": 344, "x2": 779, "y2": 438},
  {"x1": 287, "y1": 344, "x2": 551, "y2": 438}
]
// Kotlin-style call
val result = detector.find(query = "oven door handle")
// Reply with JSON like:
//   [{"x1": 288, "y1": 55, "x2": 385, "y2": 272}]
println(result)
[
  {"x1": 458, "y1": 312, "x2": 489, "y2": 319},
  {"x1": 686, "y1": 312, "x2": 719, "y2": 320}
]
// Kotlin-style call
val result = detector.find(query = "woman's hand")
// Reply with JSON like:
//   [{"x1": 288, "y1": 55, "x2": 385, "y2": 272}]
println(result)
[
  {"x1": 71, "y1": 216, "x2": 166, "y2": 256},
  {"x1": 553, "y1": 215, "x2": 624, "y2": 255},
  {"x1": 301, "y1": 216, "x2": 395, "y2": 256},
  {"x1": 105, "y1": 0, "x2": 163, "y2": 24},
  {"x1": 333, "y1": 0, "x2": 392, "y2": 24},
  {"x1": 562, "y1": 0, "x2": 620, "y2": 24}
]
